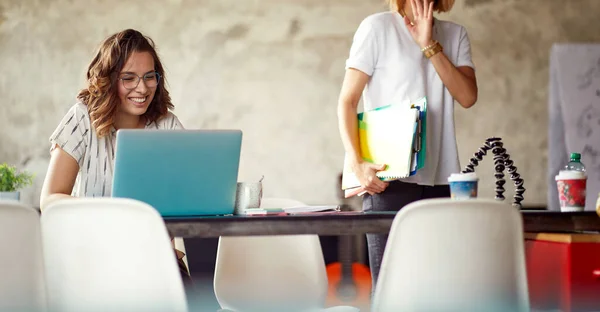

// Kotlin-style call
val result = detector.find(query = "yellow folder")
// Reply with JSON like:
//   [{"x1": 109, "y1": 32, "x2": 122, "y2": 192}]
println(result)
[{"x1": 341, "y1": 105, "x2": 419, "y2": 190}]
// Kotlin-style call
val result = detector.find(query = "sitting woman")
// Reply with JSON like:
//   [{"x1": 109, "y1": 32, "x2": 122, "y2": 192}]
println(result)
[{"x1": 39, "y1": 29, "x2": 190, "y2": 284}]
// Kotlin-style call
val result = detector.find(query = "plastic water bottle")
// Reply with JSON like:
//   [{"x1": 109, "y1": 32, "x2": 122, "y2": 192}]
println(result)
[{"x1": 564, "y1": 153, "x2": 586, "y2": 172}]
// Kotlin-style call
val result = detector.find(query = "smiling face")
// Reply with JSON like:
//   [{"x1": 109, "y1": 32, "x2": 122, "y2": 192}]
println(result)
[
  {"x1": 117, "y1": 51, "x2": 157, "y2": 118},
  {"x1": 77, "y1": 29, "x2": 174, "y2": 137}
]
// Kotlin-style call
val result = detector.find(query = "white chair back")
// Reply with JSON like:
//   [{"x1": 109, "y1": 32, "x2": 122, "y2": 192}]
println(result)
[
  {"x1": 0, "y1": 201, "x2": 47, "y2": 312},
  {"x1": 372, "y1": 198, "x2": 529, "y2": 312},
  {"x1": 214, "y1": 198, "x2": 328, "y2": 312},
  {"x1": 40, "y1": 198, "x2": 187, "y2": 312}
]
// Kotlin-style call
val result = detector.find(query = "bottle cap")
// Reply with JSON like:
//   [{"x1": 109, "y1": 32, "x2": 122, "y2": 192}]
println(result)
[{"x1": 570, "y1": 153, "x2": 581, "y2": 161}]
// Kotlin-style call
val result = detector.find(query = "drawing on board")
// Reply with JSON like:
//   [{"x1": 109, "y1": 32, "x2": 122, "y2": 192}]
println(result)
[{"x1": 577, "y1": 104, "x2": 600, "y2": 138}]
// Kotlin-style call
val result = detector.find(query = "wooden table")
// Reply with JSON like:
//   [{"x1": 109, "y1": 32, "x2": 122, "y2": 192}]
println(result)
[{"x1": 164, "y1": 210, "x2": 600, "y2": 238}]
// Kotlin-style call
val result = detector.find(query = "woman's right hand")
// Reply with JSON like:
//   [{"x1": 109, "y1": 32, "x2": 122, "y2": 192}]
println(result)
[
  {"x1": 352, "y1": 161, "x2": 389, "y2": 195},
  {"x1": 337, "y1": 68, "x2": 389, "y2": 196}
]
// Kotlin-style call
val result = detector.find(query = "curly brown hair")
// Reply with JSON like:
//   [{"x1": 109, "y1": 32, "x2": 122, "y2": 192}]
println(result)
[{"x1": 77, "y1": 29, "x2": 173, "y2": 137}]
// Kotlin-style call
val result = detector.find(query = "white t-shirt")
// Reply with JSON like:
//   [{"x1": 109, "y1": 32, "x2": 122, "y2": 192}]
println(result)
[
  {"x1": 49, "y1": 102, "x2": 184, "y2": 197},
  {"x1": 345, "y1": 12, "x2": 475, "y2": 186}
]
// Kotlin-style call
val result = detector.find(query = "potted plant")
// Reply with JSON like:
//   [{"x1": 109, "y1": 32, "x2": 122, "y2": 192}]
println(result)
[{"x1": 0, "y1": 163, "x2": 34, "y2": 201}]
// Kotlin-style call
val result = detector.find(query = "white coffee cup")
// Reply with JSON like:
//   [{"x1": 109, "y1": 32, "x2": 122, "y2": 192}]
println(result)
[
  {"x1": 234, "y1": 181, "x2": 263, "y2": 215},
  {"x1": 448, "y1": 172, "x2": 479, "y2": 199},
  {"x1": 555, "y1": 170, "x2": 587, "y2": 212}
]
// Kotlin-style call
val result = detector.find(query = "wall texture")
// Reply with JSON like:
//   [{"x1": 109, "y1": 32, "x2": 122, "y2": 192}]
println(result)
[{"x1": 1, "y1": 0, "x2": 599, "y2": 207}]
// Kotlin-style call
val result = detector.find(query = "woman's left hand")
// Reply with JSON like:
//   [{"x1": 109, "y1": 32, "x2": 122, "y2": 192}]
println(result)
[{"x1": 405, "y1": 0, "x2": 434, "y2": 49}]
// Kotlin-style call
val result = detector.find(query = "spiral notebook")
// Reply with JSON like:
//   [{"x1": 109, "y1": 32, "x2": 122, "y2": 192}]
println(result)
[{"x1": 341, "y1": 104, "x2": 421, "y2": 191}]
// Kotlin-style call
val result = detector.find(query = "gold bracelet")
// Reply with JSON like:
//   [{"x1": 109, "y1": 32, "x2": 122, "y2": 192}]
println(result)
[
  {"x1": 422, "y1": 41, "x2": 443, "y2": 59},
  {"x1": 420, "y1": 41, "x2": 438, "y2": 52}
]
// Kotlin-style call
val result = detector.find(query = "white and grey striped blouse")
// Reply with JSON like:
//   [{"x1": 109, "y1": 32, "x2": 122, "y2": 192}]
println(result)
[{"x1": 49, "y1": 102, "x2": 184, "y2": 198}]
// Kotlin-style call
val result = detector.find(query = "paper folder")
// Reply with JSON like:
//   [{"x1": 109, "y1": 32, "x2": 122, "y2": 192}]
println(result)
[{"x1": 341, "y1": 97, "x2": 427, "y2": 196}]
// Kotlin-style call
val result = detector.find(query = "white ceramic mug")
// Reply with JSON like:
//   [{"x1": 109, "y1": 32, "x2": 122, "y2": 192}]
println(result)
[{"x1": 234, "y1": 181, "x2": 263, "y2": 215}]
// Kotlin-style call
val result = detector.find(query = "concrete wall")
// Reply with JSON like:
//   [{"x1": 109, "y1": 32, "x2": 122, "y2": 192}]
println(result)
[{"x1": 1, "y1": 0, "x2": 599, "y2": 207}]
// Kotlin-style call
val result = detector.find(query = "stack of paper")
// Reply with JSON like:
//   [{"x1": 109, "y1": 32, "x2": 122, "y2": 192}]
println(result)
[
  {"x1": 243, "y1": 208, "x2": 286, "y2": 216},
  {"x1": 283, "y1": 205, "x2": 340, "y2": 214},
  {"x1": 341, "y1": 97, "x2": 427, "y2": 197},
  {"x1": 243, "y1": 205, "x2": 340, "y2": 216}
]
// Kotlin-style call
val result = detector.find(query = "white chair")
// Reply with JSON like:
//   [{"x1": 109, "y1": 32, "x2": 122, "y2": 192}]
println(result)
[
  {"x1": 372, "y1": 198, "x2": 530, "y2": 312},
  {"x1": 40, "y1": 198, "x2": 188, "y2": 312},
  {"x1": 214, "y1": 198, "x2": 358, "y2": 312},
  {"x1": 0, "y1": 201, "x2": 47, "y2": 312}
]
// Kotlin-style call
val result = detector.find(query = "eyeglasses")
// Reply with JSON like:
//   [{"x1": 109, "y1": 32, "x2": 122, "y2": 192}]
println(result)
[{"x1": 119, "y1": 71, "x2": 161, "y2": 90}]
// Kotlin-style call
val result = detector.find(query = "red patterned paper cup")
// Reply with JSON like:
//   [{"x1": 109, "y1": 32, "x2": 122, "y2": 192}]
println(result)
[{"x1": 555, "y1": 170, "x2": 587, "y2": 212}]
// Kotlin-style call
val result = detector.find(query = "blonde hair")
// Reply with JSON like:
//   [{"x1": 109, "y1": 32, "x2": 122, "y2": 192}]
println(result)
[{"x1": 388, "y1": 0, "x2": 455, "y2": 13}]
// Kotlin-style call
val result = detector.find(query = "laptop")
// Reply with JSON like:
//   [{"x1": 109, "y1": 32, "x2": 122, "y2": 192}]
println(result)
[{"x1": 111, "y1": 129, "x2": 242, "y2": 217}]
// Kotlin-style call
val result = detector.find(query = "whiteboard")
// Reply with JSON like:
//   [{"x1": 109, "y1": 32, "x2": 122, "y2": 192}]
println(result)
[{"x1": 548, "y1": 43, "x2": 600, "y2": 211}]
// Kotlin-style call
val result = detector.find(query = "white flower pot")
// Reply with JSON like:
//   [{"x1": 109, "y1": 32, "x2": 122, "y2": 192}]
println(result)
[{"x1": 0, "y1": 191, "x2": 20, "y2": 202}]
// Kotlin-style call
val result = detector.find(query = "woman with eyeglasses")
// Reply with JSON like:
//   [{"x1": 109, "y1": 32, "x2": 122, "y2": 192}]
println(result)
[
  {"x1": 337, "y1": 0, "x2": 478, "y2": 290},
  {"x1": 39, "y1": 29, "x2": 190, "y2": 284}
]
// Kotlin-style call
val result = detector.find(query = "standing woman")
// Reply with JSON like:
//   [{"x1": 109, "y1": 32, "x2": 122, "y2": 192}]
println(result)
[{"x1": 337, "y1": 0, "x2": 478, "y2": 288}]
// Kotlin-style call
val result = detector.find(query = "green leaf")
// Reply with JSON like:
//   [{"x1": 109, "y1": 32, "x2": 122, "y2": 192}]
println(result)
[{"x1": 0, "y1": 163, "x2": 34, "y2": 192}]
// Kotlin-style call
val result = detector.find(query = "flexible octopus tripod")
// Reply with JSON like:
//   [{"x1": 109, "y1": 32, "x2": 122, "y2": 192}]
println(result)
[{"x1": 461, "y1": 137, "x2": 525, "y2": 208}]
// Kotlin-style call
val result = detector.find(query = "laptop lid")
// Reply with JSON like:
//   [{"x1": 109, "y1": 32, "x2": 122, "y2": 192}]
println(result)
[{"x1": 112, "y1": 129, "x2": 242, "y2": 216}]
